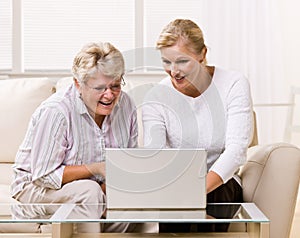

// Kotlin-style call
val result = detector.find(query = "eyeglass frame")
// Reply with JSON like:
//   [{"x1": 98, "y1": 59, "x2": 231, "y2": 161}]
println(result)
[{"x1": 83, "y1": 76, "x2": 126, "y2": 94}]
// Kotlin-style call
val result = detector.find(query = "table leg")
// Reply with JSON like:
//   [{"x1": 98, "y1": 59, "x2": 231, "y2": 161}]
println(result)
[
  {"x1": 52, "y1": 223, "x2": 73, "y2": 238},
  {"x1": 248, "y1": 222, "x2": 270, "y2": 238},
  {"x1": 259, "y1": 222, "x2": 270, "y2": 238}
]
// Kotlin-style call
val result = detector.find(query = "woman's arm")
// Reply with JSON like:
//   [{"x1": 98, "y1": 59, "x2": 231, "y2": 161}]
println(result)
[
  {"x1": 62, "y1": 165, "x2": 93, "y2": 184},
  {"x1": 30, "y1": 108, "x2": 68, "y2": 189},
  {"x1": 209, "y1": 76, "x2": 253, "y2": 187},
  {"x1": 62, "y1": 162, "x2": 106, "y2": 184}
]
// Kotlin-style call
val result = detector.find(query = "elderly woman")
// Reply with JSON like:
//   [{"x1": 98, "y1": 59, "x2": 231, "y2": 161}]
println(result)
[
  {"x1": 142, "y1": 19, "x2": 254, "y2": 232},
  {"x1": 11, "y1": 42, "x2": 137, "y2": 232}
]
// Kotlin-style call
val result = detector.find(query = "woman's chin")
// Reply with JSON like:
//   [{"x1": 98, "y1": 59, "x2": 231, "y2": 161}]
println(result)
[
  {"x1": 95, "y1": 105, "x2": 114, "y2": 115},
  {"x1": 173, "y1": 79, "x2": 189, "y2": 90},
  {"x1": 97, "y1": 109, "x2": 113, "y2": 116}
]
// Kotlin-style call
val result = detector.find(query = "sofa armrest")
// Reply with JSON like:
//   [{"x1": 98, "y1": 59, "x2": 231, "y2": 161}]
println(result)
[{"x1": 240, "y1": 143, "x2": 300, "y2": 238}]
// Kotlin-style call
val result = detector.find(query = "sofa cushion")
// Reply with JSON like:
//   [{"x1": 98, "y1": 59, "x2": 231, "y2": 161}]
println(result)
[
  {"x1": 0, "y1": 163, "x2": 14, "y2": 186},
  {"x1": 55, "y1": 76, "x2": 73, "y2": 92},
  {"x1": 0, "y1": 78, "x2": 55, "y2": 165},
  {"x1": 0, "y1": 184, "x2": 16, "y2": 203}
]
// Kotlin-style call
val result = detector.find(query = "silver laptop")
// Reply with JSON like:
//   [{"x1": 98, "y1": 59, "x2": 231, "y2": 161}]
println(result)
[{"x1": 105, "y1": 148, "x2": 207, "y2": 209}]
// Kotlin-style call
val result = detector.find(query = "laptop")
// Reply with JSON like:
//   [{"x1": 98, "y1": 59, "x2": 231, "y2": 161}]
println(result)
[{"x1": 105, "y1": 148, "x2": 207, "y2": 209}]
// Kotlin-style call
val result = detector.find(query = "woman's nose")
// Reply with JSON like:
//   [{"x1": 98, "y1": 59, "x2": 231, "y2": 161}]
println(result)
[
  {"x1": 170, "y1": 63, "x2": 180, "y2": 75},
  {"x1": 102, "y1": 88, "x2": 114, "y2": 98}
]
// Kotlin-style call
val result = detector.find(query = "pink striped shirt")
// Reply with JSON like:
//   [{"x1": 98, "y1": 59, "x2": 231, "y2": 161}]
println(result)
[{"x1": 11, "y1": 84, "x2": 138, "y2": 196}]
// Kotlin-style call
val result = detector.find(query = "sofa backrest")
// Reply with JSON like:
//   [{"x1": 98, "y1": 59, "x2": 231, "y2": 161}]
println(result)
[
  {"x1": 122, "y1": 77, "x2": 161, "y2": 146},
  {"x1": 0, "y1": 78, "x2": 55, "y2": 184}
]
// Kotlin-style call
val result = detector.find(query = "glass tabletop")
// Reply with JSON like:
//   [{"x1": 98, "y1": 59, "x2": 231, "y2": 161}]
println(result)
[{"x1": 0, "y1": 203, "x2": 269, "y2": 224}]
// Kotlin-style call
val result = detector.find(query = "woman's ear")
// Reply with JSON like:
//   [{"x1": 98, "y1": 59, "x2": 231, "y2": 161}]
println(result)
[
  {"x1": 73, "y1": 77, "x2": 81, "y2": 90},
  {"x1": 199, "y1": 46, "x2": 207, "y2": 63}
]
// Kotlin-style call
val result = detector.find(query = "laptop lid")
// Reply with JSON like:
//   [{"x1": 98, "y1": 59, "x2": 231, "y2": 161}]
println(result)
[{"x1": 105, "y1": 148, "x2": 207, "y2": 209}]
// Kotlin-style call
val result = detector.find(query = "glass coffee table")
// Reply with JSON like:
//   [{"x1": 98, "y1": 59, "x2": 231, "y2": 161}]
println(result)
[{"x1": 0, "y1": 202, "x2": 269, "y2": 238}]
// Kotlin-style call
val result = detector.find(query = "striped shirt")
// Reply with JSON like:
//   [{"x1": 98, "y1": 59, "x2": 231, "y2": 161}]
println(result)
[{"x1": 11, "y1": 84, "x2": 138, "y2": 196}]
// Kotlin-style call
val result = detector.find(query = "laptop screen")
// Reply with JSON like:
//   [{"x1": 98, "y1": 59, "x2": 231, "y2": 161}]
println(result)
[{"x1": 105, "y1": 148, "x2": 207, "y2": 209}]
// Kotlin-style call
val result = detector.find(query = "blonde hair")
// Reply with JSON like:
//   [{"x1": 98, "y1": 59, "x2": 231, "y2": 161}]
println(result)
[
  {"x1": 72, "y1": 42, "x2": 124, "y2": 83},
  {"x1": 156, "y1": 19, "x2": 206, "y2": 57}
]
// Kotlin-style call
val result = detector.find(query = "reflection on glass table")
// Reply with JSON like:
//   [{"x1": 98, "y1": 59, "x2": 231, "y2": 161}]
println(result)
[
  {"x1": 0, "y1": 203, "x2": 268, "y2": 224},
  {"x1": 7, "y1": 203, "x2": 106, "y2": 222},
  {"x1": 0, "y1": 203, "x2": 269, "y2": 238}
]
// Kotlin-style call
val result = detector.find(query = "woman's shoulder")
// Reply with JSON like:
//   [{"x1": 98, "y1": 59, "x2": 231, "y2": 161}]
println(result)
[
  {"x1": 145, "y1": 77, "x2": 179, "y2": 100},
  {"x1": 119, "y1": 91, "x2": 136, "y2": 108},
  {"x1": 36, "y1": 84, "x2": 76, "y2": 118},
  {"x1": 213, "y1": 67, "x2": 249, "y2": 90},
  {"x1": 159, "y1": 76, "x2": 172, "y2": 86},
  {"x1": 214, "y1": 67, "x2": 247, "y2": 82}
]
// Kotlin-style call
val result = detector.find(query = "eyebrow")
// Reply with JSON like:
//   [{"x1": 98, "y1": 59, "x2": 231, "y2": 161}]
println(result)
[
  {"x1": 161, "y1": 56, "x2": 190, "y2": 61},
  {"x1": 92, "y1": 80, "x2": 121, "y2": 87}
]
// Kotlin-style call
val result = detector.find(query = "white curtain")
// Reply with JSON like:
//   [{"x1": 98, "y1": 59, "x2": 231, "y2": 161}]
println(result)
[
  {"x1": 199, "y1": 0, "x2": 287, "y2": 144},
  {"x1": 22, "y1": 0, "x2": 135, "y2": 70},
  {"x1": 199, "y1": 0, "x2": 286, "y2": 103},
  {"x1": 0, "y1": 0, "x2": 12, "y2": 70}
]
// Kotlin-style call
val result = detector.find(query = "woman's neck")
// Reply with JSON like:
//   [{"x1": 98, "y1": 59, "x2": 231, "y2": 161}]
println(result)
[
  {"x1": 87, "y1": 107, "x2": 105, "y2": 128},
  {"x1": 185, "y1": 66, "x2": 215, "y2": 98},
  {"x1": 95, "y1": 114, "x2": 105, "y2": 128}
]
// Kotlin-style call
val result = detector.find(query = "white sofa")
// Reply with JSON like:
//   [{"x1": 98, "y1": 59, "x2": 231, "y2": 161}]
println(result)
[
  {"x1": 0, "y1": 77, "x2": 300, "y2": 238},
  {"x1": 0, "y1": 77, "x2": 56, "y2": 233}
]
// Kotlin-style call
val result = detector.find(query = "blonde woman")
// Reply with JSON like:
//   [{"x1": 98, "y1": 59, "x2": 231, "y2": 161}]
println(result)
[{"x1": 142, "y1": 19, "x2": 253, "y2": 232}]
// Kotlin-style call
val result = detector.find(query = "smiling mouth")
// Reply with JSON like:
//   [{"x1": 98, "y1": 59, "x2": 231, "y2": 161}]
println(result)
[
  {"x1": 99, "y1": 101, "x2": 113, "y2": 106},
  {"x1": 174, "y1": 75, "x2": 185, "y2": 81}
]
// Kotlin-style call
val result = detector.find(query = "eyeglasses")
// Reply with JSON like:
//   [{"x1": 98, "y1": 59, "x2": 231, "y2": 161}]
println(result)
[{"x1": 84, "y1": 76, "x2": 125, "y2": 94}]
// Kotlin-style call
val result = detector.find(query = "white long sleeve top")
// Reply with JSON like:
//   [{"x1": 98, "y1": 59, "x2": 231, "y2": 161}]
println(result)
[{"x1": 142, "y1": 67, "x2": 253, "y2": 184}]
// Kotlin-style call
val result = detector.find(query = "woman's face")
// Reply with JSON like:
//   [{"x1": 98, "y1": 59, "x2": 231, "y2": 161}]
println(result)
[
  {"x1": 76, "y1": 71, "x2": 122, "y2": 122},
  {"x1": 160, "y1": 42, "x2": 207, "y2": 97}
]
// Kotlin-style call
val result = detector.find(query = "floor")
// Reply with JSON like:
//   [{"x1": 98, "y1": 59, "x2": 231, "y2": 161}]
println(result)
[{"x1": 290, "y1": 184, "x2": 300, "y2": 238}]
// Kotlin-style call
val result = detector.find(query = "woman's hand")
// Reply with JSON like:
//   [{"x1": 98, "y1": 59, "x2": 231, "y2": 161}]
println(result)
[
  {"x1": 85, "y1": 162, "x2": 106, "y2": 177},
  {"x1": 62, "y1": 162, "x2": 106, "y2": 185},
  {"x1": 206, "y1": 171, "x2": 223, "y2": 194}
]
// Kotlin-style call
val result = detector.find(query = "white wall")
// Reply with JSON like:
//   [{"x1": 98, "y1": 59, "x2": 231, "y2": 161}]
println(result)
[
  {"x1": 251, "y1": 1, "x2": 300, "y2": 147},
  {"x1": 281, "y1": 0, "x2": 300, "y2": 146},
  {"x1": 281, "y1": 0, "x2": 300, "y2": 87}
]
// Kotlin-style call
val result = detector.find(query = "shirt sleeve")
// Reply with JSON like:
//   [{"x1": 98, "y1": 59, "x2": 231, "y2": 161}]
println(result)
[
  {"x1": 210, "y1": 76, "x2": 254, "y2": 183},
  {"x1": 30, "y1": 107, "x2": 68, "y2": 189},
  {"x1": 142, "y1": 98, "x2": 167, "y2": 149}
]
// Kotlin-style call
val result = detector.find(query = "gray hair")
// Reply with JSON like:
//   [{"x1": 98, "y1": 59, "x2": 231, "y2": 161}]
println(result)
[{"x1": 72, "y1": 42, "x2": 125, "y2": 83}]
